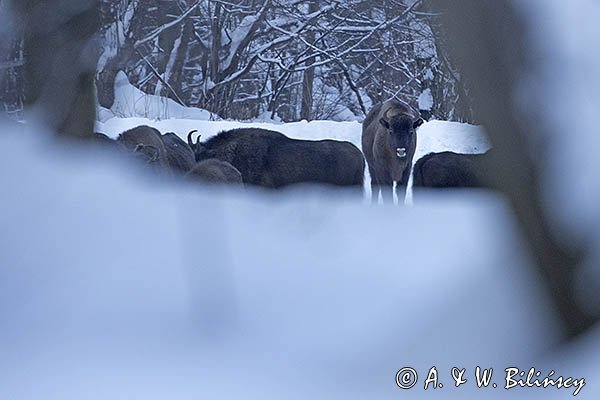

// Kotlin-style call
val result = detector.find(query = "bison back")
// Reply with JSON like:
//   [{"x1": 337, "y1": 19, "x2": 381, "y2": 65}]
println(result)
[
  {"x1": 413, "y1": 151, "x2": 489, "y2": 188},
  {"x1": 186, "y1": 159, "x2": 243, "y2": 185},
  {"x1": 162, "y1": 132, "x2": 195, "y2": 174},
  {"x1": 264, "y1": 139, "x2": 364, "y2": 188},
  {"x1": 200, "y1": 128, "x2": 286, "y2": 185}
]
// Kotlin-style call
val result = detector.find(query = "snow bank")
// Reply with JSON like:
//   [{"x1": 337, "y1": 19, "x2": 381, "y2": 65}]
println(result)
[
  {"x1": 2, "y1": 120, "x2": 595, "y2": 399},
  {"x1": 106, "y1": 71, "x2": 217, "y2": 121}
]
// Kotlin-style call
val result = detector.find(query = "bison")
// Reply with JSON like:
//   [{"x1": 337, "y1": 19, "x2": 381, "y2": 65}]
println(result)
[
  {"x1": 91, "y1": 132, "x2": 119, "y2": 151},
  {"x1": 186, "y1": 159, "x2": 243, "y2": 185},
  {"x1": 162, "y1": 132, "x2": 195, "y2": 174},
  {"x1": 117, "y1": 125, "x2": 170, "y2": 172},
  {"x1": 362, "y1": 100, "x2": 423, "y2": 203},
  {"x1": 93, "y1": 132, "x2": 114, "y2": 144},
  {"x1": 188, "y1": 128, "x2": 365, "y2": 190},
  {"x1": 412, "y1": 150, "x2": 492, "y2": 189}
]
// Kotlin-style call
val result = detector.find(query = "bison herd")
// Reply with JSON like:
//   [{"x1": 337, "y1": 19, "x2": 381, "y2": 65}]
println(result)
[{"x1": 97, "y1": 100, "x2": 491, "y2": 200}]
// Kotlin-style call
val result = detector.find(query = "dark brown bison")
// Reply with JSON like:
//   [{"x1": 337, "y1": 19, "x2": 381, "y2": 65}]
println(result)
[
  {"x1": 117, "y1": 125, "x2": 170, "y2": 172},
  {"x1": 412, "y1": 150, "x2": 492, "y2": 189},
  {"x1": 362, "y1": 100, "x2": 423, "y2": 203},
  {"x1": 93, "y1": 132, "x2": 114, "y2": 144},
  {"x1": 188, "y1": 128, "x2": 364, "y2": 190},
  {"x1": 162, "y1": 132, "x2": 195, "y2": 174},
  {"x1": 186, "y1": 159, "x2": 243, "y2": 185},
  {"x1": 91, "y1": 132, "x2": 119, "y2": 151}
]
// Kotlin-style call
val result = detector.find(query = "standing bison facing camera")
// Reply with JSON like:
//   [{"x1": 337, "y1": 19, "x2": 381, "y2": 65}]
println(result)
[{"x1": 362, "y1": 100, "x2": 423, "y2": 203}]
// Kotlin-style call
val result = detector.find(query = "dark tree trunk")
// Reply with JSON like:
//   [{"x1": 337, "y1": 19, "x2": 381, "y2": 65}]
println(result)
[
  {"x1": 96, "y1": 44, "x2": 134, "y2": 109},
  {"x1": 436, "y1": 0, "x2": 597, "y2": 340},
  {"x1": 10, "y1": 0, "x2": 100, "y2": 139},
  {"x1": 0, "y1": 29, "x2": 25, "y2": 117},
  {"x1": 300, "y1": 61, "x2": 315, "y2": 121},
  {"x1": 300, "y1": 1, "x2": 318, "y2": 122},
  {"x1": 161, "y1": 19, "x2": 193, "y2": 102}
]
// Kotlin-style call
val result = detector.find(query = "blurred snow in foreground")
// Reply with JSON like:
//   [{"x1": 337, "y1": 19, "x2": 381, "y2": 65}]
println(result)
[{"x1": 2, "y1": 121, "x2": 598, "y2": 399}]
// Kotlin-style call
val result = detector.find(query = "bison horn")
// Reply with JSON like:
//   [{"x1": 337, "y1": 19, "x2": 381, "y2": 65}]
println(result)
[{"x1": 187, "y1": 130, "x2": 200, "y2": 147}]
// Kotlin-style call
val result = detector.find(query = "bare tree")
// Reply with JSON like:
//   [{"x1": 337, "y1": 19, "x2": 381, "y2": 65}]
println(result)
[
  {"x1": 299, "y1": 1, "x2": 318, "y2": 121},
  {"x1": 92, "y1": 0, "x2": 466, "y2": 122}
]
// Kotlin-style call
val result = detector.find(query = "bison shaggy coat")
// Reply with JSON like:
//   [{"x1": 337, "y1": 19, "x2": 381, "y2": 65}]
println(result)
[
  {"x1": 117, "y1": 125, "x2": 170, "y2": 172},
  {"x1": 186, "y1": 159, "x2": 243, "y2": 185},
  {"x1": 362, "y1": 100, "x2": 422, "y2": 203},
  {"x1": 412, "y1": 151, "x2": 491, "y2": 189},
  {"x1": 162, "y1": 132, "x2": 195, "y2": 174},
  {"x1": 190, "y1": 128, "x2": 365, "y2": 189}
]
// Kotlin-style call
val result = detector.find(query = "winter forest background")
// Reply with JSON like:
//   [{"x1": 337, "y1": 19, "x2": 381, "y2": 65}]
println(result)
[{"x1": 0, "y1": 0, "x2": 472, "y2": 123}]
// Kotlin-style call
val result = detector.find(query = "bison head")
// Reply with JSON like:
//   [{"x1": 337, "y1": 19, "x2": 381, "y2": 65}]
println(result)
[
  {"x1": 379, "y1": 114, "x2": 423, "y2": 159},
  {"x1": 187, "y1": 130, "x2": 216, "y2": 162},
  {"x1": 133, "y1": 144, "x2": 161, "y2": 163}
]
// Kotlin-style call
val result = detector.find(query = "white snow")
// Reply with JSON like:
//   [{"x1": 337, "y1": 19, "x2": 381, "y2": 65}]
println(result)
[
  {"x1": 418, "y1": 88, "x2": 433, "y2": 111},
  {"x1": 0, "y1": 120, "x2": 573, "y2": 399},
  {"x1": 222, "y1": 15, "x2": 258, "y2": 71},
  {"x1": 106, "y1": 71, "x2": 217, "y2": 121}
]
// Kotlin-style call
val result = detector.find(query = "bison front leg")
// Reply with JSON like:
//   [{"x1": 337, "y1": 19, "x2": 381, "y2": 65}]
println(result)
[
  {"x1": 396, "y1": 166, "x2": 412, "y2": 204},
  {"x1": 396, "y1": 183, "x2": 407, "y2": 204},
  {"x1": 380, "y1": 182, "x2": 394, "y2": 204},
  {"x1": 370, "y1": 180, "x2": 380, "y2": 203}
]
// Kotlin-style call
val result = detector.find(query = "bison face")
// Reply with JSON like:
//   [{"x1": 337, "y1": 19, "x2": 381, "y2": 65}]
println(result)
[
  {"x1": 194, "y1": 145, "x2": 217, "y2": 162},
  {"x1": 379, "y1": 115, "x2": 421, "y2": 160},
  {"x1": 187, "y1": 130, "x2": 215, "y2": 161},
  {"x1": 133, "y1": 144, "x2": 161, "y2": 163}
]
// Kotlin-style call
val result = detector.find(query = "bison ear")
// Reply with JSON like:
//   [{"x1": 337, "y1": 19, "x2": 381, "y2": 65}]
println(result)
[
  {"x1": 413, "y1": 118, "x2": 424, "y2": 129},
  {"x1": 379, "y1": 118, "x2": 390, "y2": 129}
]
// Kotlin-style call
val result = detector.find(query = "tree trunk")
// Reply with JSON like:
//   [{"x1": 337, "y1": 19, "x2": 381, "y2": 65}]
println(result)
[
  {"x1": 96, "y1": 44, "x2": 134, "y2": 109},
  {"x1": 10, "y1": 0, "x2": 100, "y2": 139},
  {"x1": 300, "y1": 1, "x2": 318, "y2": 122},
  {"x1": 436, "y1": 0, "x2": 597, "y2": 340},
  {"x1": 161, "y1": 20, "x2": 193, "y2": 102}
]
